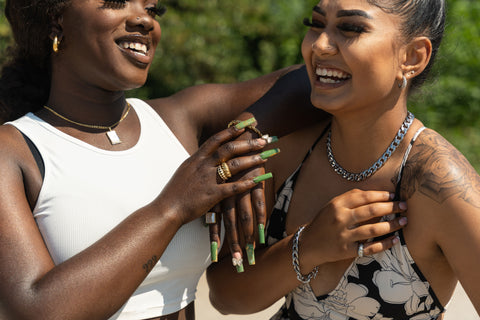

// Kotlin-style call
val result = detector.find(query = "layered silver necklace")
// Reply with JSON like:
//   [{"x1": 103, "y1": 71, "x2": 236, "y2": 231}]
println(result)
[{"x1": 326, "y1": 111, "x2": 415, "y2": 182}]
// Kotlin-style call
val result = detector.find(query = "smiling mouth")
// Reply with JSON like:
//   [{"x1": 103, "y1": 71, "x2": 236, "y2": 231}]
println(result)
[
  {"x1": 315, "y1": 67, "x2": 351, "y2": 84},
  {"x1": 118, "y1": 40, "x2": 149, "y2": 56}
]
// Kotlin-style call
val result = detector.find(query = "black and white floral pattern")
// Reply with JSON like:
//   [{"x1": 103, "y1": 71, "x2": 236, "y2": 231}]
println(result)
[{"x1": 267, "y1": 128, "x2": 444, "y2": 320}]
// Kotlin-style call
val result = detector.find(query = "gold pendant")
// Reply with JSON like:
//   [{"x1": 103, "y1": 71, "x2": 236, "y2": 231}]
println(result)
[{"x1": 106, "y1": 130, "x2": 122, "y2": 145}]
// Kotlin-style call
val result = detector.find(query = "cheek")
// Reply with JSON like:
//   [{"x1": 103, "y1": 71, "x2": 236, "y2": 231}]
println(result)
[
  {"x1": 349, "y1": 42, "x2": 398, "y2": 88},
  {"x1": 301, "y1": 33, "x2": 316, "y2": 79},
  {"x1": 301, "y1": 31, "x2": 315, "y2": 62}
]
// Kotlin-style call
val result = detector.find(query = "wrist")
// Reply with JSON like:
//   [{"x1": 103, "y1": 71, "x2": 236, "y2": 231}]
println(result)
[{"x1": 291, "y1": 226, "x2": 318, "y2": 284}]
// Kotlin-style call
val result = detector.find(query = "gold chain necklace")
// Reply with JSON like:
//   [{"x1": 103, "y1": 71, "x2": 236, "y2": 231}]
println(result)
[{"x1": 43, "y1": 103, "x2": 132, "y2": 145}]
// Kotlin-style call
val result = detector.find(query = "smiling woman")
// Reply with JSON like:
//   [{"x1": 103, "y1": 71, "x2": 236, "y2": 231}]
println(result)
[
  {"x1": 207, "y1": 0, "x2": 480, "y2": 319},
  {"x1": 0, "y1": 0, "x2": 330, "y2": 319}
]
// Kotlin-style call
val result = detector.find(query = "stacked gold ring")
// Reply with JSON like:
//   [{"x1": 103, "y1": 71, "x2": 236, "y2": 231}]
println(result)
[
  {"x1": 220, "y1": 162, "x2": 232, "y2": 179},
  {"x1": 217, "y1": 162, "x2": 232, "y2": 182}
]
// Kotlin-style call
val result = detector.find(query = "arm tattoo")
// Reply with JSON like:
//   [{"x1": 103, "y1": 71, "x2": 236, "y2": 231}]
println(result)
[
  {"x1": 398, "y1": 129, "x2": 480, "y2": 208},
  {"x1": 142, "y1": 255, "x2": 159, "y2": 274}
]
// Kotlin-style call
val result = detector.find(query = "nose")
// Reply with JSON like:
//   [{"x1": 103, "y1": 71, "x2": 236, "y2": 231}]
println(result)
[
  {"x1": 127, "y1": 7, "x2": 155, "y2": 32},
  {"x1": 311, "y1": 31, "x2": 338, "y2": 56}
]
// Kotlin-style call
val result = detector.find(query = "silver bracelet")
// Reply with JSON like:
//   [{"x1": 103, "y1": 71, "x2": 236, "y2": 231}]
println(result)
[{"x1": 292, "y1": 226, "x2": 319, "y2": 284}]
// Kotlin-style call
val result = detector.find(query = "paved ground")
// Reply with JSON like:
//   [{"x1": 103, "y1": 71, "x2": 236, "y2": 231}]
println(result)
[{"x1": 195, "y1": 272, "x2": 479, "y2": 319}]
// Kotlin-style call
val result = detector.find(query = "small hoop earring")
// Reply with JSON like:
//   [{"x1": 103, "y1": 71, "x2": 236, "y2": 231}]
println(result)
[
  {"x1": 53, "y1": 36, "x2": 60, "y2": 53},
  {"x1": 398, "y1": 75, "x2": 407, "y2": 89}
]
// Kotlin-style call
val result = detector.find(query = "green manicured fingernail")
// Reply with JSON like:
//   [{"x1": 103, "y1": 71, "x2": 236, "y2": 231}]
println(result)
[
  {"x1": 246, "y1": 244, "x2": 256, "y2": 265},
  {"x1": 267, "y1": 136, "x2": 279, "y2": 144},
  {"x1": 258, "y1": 224, "x2": 265, "y2": 244},
  {"x1": 260, "y1": 148, "x2": 281, "y2": 160},
  {"x1": 236, "y1": 263, "x2": 244, "y2": 273},
  {"x1": 253, "y1": 172, "x2": 273, "y2": 184},
  {"x1": 211, "y1": 241, "x2": 218, "y2": 262},
  {"x1": 232, "y1": 255, "x2": 244, "y2": 273},
  {"x1": 235, "y1": 117, "x2": 256, "y2": 129}
]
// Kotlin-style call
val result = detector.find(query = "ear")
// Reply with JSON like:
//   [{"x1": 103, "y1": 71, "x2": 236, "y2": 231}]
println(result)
[{"x1": 399, "y1": 37, "x2": 432, "y2": 81}]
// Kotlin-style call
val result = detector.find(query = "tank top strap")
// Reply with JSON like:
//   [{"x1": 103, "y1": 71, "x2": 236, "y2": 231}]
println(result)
[{"x1": 394, "y1": 126, "x2": 426, "y2": 198}]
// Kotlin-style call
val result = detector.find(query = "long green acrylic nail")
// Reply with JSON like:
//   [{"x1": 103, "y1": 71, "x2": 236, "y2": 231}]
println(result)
[
  {"x1": 232, "y1": 256, "x2": 244, "y2": 273},
  {"x1": 246, "y1": 244, "x2": 256, "y2": 265},
  {"x1": 260, "y1": 148, "x2": 281, "y2": 160},
  {"x1": 236, "y1": 263, "x2": 244, "y2": 273},
  {"x1": 253, "y1": 172, "x2": 273, "y2": 184},
  {"x1": 235, "y1": 117, "x2": 256, "y2": 129},
  {"x1": 211, "y1": 241, "x2": 218, "y2": 262},
  {"x1": 258, "y1": 224, "x2": 265, "y2": 244},
  {"x1": 266, "y1": 136, "x2": 279, "y2": 144}
]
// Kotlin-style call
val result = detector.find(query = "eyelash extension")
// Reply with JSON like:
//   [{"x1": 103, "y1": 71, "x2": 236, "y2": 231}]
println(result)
[
  {"x1": 303, "y1": 18, "x2": 365, "y2": 34},
  {"x1": 102, "y1": 0, "x2": 126, "y2": 9},
  {"x1": 147, "y1": 4, "x2": 167, "y2": 17},
  {"x1": 338, "y1": 23, "x2": 366, "y2": 33},
  {"x1": 101, "y1": 0, "x2": 166, "y2": 18},
  {"x1": 303, "y1": 18, "x2": 323, "y2": 28}
]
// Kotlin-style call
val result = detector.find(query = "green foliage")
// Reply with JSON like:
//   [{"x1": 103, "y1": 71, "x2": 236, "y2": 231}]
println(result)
[
  {"x1": 133, "y1": 0, "x2": 311, "y2": 98},
  {"x1": 1, "y1": 0, "x2": 479, "y2": 169},
  {"x1": 0, "y1": 0, "x2": 12, "y2": 67},
  {"x1": 410, "y1": 0, "x2": 480, "y2": 170}
]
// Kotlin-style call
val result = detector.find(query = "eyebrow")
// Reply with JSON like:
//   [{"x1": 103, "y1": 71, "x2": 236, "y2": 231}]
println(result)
[
  {"x1": 312, "y1": 6, "x2": 373, "y2": 19},
  {"x1": 337, "y1": 10, "x2": 373, "y2": 19}
]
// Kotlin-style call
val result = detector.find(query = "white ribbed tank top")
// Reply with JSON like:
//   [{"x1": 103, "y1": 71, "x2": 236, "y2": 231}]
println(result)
[{"x1": 7, "y1": 98, "x2": 213, "y2": 319}]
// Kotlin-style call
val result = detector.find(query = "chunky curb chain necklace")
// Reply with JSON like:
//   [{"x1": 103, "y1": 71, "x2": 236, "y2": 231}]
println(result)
[
  {"x1": 326, "y1": 111, "x2": 415, "y2": 182},
  {"x1": 43, "y1": 103, "x2": 132, "y2": 145}
]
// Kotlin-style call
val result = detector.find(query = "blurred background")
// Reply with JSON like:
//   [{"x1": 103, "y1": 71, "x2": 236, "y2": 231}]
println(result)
[{"x1": 1, "y1": 0, "x2": 479, "y2": 170}]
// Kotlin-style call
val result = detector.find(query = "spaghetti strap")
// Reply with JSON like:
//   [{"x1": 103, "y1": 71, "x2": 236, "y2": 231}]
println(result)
[{"x1": 394, "y1": 126, "x2": 426, "y2": 197}]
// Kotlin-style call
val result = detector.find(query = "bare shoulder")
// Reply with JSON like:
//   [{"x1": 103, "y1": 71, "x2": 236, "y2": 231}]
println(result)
[
  {"x1": 0, "y1": 124, "x2": 30, "y2": 162},
  {"x1": 400, "y1": 128, "x2": 480, "y2": 208}
]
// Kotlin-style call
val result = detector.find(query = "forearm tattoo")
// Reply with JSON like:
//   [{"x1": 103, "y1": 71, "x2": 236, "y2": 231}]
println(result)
[
  {"x1": 143, "y1": 255, "x2": 159, "y2": 274},
  {"x1": 398, "y1": 129, "x2": 480, "y2": 208}
]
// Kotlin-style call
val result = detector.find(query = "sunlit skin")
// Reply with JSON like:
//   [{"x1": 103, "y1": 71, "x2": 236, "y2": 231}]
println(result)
[
  {"x1": 301, "y1": 0, "x2": 407, "y2": 121},
  {"x1": 57, "y1": 0, "x2": 162, "y2": 91},
  {"x1": 0, "y1": 0, "x2": 326, "y2": 319},
  {"x1": 207, "y1": 1, "x2": 480, "y2": 318}
]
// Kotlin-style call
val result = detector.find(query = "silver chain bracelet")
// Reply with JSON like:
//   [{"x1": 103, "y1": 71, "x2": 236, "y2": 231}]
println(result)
[{"x1": 292, "y1": 226, "x2": 319, "y2": 284}]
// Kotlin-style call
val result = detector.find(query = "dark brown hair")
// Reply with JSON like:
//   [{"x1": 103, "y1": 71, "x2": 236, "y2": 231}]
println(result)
[{"x1": 0, "y1": 0, "x2": 71, "y2": 123}]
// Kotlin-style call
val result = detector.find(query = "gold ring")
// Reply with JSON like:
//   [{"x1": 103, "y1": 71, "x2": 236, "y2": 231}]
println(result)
[
  {"x1": 220, "y1": 161, "x2": 232, "y2": 179},
  {"x1": 217, "y1": 165, "x2": 228, "y2": 182}
]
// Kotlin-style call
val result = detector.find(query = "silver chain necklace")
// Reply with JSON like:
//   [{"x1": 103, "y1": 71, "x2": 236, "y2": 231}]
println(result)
[{"x1": 326, "y1": 111, "x2": 415, "y2": 182}]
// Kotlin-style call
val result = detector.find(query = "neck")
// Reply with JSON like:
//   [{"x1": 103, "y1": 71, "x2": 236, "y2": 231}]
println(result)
[
  {"x1": 328, "y1": 107, "x2": 410, "y2": 174},
  {"x1": 47, "y1": 82, "x2": 128, "y2": 126}
]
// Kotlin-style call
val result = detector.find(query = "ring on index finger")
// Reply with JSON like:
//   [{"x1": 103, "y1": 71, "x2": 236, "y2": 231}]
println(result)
[{"x1": 357, "y1": 242, "x2": 364, "y2": 258}]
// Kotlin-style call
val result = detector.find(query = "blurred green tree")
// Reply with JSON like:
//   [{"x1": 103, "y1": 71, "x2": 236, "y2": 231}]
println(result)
[{"x1": 0, "y1": 0, "x2": 479, "y2": 169}]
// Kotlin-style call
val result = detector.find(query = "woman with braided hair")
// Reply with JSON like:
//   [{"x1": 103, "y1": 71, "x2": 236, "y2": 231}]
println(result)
[{"x1": 208, "y1": 0, "x2": 480, "y2": 319}]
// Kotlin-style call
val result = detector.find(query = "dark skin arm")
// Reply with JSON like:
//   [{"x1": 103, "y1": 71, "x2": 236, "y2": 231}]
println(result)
[
  {"x1": 207, "y1": 190, "x2": 407, "y2": 314},
  {"x1": 150, "y1": 65, "x2": 326, "y2": 269},
  {"x1": 0, "y1": 125, "x2": 268, "y2": 320}
]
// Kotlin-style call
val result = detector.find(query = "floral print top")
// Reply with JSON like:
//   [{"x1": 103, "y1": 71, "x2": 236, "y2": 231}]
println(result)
[{"x1": 267, "y1": 126, "x2": 444, "y2": 320}]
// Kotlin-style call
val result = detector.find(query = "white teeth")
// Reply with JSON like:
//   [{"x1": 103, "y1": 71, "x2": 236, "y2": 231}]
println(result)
[
  {"x1": 120, "y1": 41, "x2": 148, "y2": 55},
  {"x1": 319, "y1": 77, "x2": 341, "y2": 84},
  {"x1": 315, "y1": 67, "x2": 350, "y2": 80}
]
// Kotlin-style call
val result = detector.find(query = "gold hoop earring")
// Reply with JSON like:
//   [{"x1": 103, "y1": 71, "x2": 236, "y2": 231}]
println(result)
[
  {"x1": 53, "y1": 36, "x2": 60, "y2": 53},
  {"x1": 398, "y1": 75, "x2": 407, "y2": 89}
]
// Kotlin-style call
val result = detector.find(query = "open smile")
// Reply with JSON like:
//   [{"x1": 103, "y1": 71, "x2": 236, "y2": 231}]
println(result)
[
  {"x1": 315, "y1": 66, "x2": 352, "y2": 84},
  {"x1": 116, "y1": 35, "x2": 153, "y2": 67}
]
